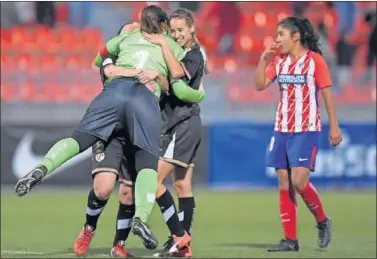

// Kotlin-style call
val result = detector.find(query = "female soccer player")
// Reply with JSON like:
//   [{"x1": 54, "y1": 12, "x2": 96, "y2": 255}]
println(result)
[
  {"x1": 255, "y1": 17, "x2": 342, "y2": 252},
  {"x1": 122, "y1": 8, "x2": 207, "y2": 257}
]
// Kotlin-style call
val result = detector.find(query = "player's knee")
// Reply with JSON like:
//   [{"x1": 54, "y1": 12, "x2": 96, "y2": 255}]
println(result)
[
  {"x1": 291, "y1": 176, "x2": 308, "y2": 191},
  {"x1": 276, "y1": 170, "x2": 290, "y2": 190},
  {"x1": 118, "y1": 185, "x2": 134, "y2": 205},
  {"x1": 174, "y1": 179, "x2": 192, "y2": 197},
  {"x1": 93, "y1": 173, "x2": 117, "y2": 200},
  {"x1": 291, "y1": 167, "x2": 310, "y2": 191}
]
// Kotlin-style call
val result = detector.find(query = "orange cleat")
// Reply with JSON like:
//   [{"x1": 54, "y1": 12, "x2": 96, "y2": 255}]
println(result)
[
  {"x1": 153, "y1": 232, "x2": 191, "y2": 257},
  {"x1": 111, "y1": 241, "x2": 136, "y2": 258},
  {"x1": 172, "y1": 245, "x2": 193, "y2": 258},
  {"x1": 74, "y1": 225, "x2": 95, "y2": 256}
]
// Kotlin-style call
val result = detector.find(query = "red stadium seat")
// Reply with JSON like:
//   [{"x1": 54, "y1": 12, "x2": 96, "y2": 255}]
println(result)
[
  {"x1": 1, "y1": 82, "x2": 17, "y2": 101},
  {"x1": 77, "y1": 27, "x2": 104, "y2": 54},
  {"x1": 38, "y1": 54, "x2": 62, "y2": 69},
  {"x1": 8, "y1": 26, "x2": 31, "y2": 53},
  {"x1": 62, "y1": 55, "x2": 83, "y2": 70},
  {"x1": 234, "y1": 33, "x2": 254, "y2": 54},
  {"x1": 28, "y1": 26, "x2": 57, "y2": 53},
  {"x1": 54, "y1": 26, "x2": 79, "y2": 53},
  {"x1": 14, "y1": 54, "x2": 37, "y2": 71},
  {"x1": 74, "y1": 82, "x2": 101, "y2": 103},
  {"x1": 1, "y1": 28, "x2": 12, "y2": 52}
]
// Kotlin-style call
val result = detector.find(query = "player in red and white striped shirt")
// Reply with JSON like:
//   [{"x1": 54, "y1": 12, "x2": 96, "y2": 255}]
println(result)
[{"x1": 255, "y1": 17, "x2": 343, "y2": 252}]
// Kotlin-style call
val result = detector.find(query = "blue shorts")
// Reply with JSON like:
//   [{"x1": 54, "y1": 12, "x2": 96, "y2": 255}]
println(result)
[{"x1": 266, "y1": 131, "x2": 319, "y2": 171}]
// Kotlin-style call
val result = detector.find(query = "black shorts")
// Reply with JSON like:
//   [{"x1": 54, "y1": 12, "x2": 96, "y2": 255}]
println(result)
[
  {"x1": 76, "y1": 77, "x2": 161, "y2": 158},
  {"x1": 160, "y1": 115, "x2": 201, "y2": 168},
  {"x1": 91, "y1": 136, "x2": 137, "y2": 187}
]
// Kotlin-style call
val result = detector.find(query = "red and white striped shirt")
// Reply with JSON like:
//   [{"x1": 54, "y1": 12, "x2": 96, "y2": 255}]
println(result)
[{"x1": 265, "y1": 51, "x2": 332, "y2": 133}]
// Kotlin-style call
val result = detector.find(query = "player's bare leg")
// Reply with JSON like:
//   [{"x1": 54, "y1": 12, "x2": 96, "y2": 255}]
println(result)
[
  {"x1": 74, "y1": 172, "x2": 116, "y2": 256},
  {"x1": 291, "y1": 167, "x2": 331, "y2": 249}
]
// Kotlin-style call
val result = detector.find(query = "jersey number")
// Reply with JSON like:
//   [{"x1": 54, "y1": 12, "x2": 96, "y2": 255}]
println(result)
[{"x1": 133, "y1": 50, "x2": 149, "y2": 69}]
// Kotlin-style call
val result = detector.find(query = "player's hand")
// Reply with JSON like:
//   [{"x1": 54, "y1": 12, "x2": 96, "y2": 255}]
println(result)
[
  {"x1": 261, "y1": 42, "x2": 278, "y2": 61},
  {"x1": 329, "y1": 125, "x2": 342, "y2": 147},
  {"x1": 122, "y1": 22, "x2": 140, "y2": 33},
  {"x1": 142, "y1": 33, "x2": 167, "y2": 46},
  {"x1": 138, "y1": 70, "x2": 160, "y2": 84}
]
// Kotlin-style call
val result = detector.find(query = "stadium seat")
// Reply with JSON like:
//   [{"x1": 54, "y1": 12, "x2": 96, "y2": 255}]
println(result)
[
  {"x1": 8, "y1": 26, "x2": 31, "y2": 53},
  {"x1": 74, "y1": 82, "x2": 101, "y2": 103},
  {"x1": 62, "y1": 55, "x2": 83, "y2": 70},
  {"x1": 1, "y1": 28, "x2": 12, "y2": 52},
  {"x1": 38, "y1": 54, "x2": 62, "y2": 69},
  {"x1": 77, "y1": 27, "x2": 104, "y2": 54},
  {"x1": 54, "y1": 26, "x2": 79, "y2": 53},
  {"x1": 28, "y1": 25, "x2": 57, "y2": 53},
  {"x1": 234, "y1": 33, "x2": 254, "y2": 54},
  {"x1": 14, "y1": 54, "x2": 36, "y2": 71}
]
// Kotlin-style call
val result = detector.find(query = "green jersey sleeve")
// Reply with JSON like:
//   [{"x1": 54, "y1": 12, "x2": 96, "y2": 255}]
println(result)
[
  {"x1": 171, "y1": 79, "x2": 206, "y2": 103},
  {"x1": 94, "y1": 31, "x2": 131, "y2": 68}
]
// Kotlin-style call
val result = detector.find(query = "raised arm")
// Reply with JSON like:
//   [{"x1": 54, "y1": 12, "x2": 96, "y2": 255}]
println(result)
[{"x1": 255, "y1": 42, "x2": 278, "y2": 91}]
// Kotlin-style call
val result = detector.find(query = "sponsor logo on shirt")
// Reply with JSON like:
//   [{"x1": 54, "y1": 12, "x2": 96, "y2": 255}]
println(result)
[{"x1": 278, "y1": 74, "x2": 307, "y2": 85}]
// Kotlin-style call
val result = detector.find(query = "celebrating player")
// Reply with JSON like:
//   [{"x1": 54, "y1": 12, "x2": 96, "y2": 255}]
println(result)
[
  {"x1": 14, "y1": 5, "x2": 203, "y2": 253},
  {"x1": 73, "y1": 17, "x2": 205, "y2": 257},
  {"x1": 122, "y1": 8, "x2": 207, "y2": 258},
  {"x1": 255, "y1": 17, "x2": 342, "y2": 252}
]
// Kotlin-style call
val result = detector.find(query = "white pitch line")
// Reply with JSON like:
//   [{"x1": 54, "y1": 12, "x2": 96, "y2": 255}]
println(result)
[
  {"x1": 1, "y1": 250, "x2": 45, "y2": 255},
  {"x1": 2, "y1": 250, "x2": 153, "y2": 258}
]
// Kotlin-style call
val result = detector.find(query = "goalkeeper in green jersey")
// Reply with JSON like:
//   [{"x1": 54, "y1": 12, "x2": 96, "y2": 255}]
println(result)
[
  {"x1": 73, "y1": 19, "x2": 205, "y2": 256},
  {"x1": 14, "y1": 5, "x2": 204, "y2": 252}
]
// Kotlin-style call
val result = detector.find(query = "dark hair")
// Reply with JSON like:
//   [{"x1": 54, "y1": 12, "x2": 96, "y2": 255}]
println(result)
[
  {"x1": 169, "y1": 8, "x2": 195, "y2": 27},
  {"x1": 278, "y1": 17, "x2": 322, "y2": 55},
  {"x1": 117, "y1": 24, "x2": 127, "y2": 35},
  {"x1": 140, "y1": 5, "x2": 168, "y2": 34}
]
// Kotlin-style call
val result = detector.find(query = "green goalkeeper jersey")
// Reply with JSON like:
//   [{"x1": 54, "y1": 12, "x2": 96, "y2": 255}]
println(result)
[{"x1": 95, "y1": 30, "x2": 185, "y2": 98}]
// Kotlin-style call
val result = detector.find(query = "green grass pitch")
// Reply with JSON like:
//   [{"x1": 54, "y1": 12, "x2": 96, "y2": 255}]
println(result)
[{"x1": 1, "y1": 188, "x2": 376, "y2": 258}]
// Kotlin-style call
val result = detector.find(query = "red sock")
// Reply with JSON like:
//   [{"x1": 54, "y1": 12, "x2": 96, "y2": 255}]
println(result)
[
  {"x1": 279, "y1": 189, "x2": 297, "y2": 240},
  {"x1": 299, "y1": 182, "x2": 327, "y2": 222}
]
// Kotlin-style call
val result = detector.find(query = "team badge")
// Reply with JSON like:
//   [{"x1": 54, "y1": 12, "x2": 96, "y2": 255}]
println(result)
[{"x1": 95, "y1": 152, "x2": 105, "y2": 162}]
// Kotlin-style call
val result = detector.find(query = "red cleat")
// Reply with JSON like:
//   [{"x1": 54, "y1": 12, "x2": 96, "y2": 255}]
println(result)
[
  {"x1": 172, "y1": 245, "x2": 193, "y2": 258},
  {"x1": 74, "y1": 225, "x2": 95, "y2": 256},
  {"x1": 111, "y1": 241, "x2": 136, "y2": 258}
]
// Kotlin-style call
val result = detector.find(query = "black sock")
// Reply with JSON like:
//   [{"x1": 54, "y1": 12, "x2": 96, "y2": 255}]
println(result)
[
  {"x1": 156, "y1": 190, "x2": 185, "y2": 237},
  {"x1": 85, "y1": 189, "x2": 108, "y2": 231},
  {"x1": 113, "y1": 203, "x2": 135, "y2": 247},
  {"x1": 178, "y1": 197, "x2": 195, "y2": 235}
]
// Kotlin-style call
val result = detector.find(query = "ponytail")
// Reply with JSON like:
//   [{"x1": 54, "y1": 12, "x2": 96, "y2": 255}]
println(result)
[{"x1": 298, "y1": 18, "x2": 322, "y2": 55}]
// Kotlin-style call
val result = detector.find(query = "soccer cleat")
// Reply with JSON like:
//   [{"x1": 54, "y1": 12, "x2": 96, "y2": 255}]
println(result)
[
  {"x1": 131, "y1": 217, "x2": 158, "y2": 250},
  {"x1": 153, "y1": 237, "x2": 174, "y2": 257},
  {"x1": 153, "y1": 233, "x2": 191, "y2": 257},
  {"x1": 74, "y1": 225, "x2": 95, "y2": 256},
  {"x1": 317, "y1": 217, "x2": 332, "y2": 248},
  {"x1": 267, "y1": 238, "x2": 299, "y2": 252},
  {"x1": 15, "y1": 166, "x2": 47, "y2": 197},
  {"x1": 111, "y1": 241, "x2": 136, "y2": 257},
  {"x1": 171, "y1": 245, "x2": 193, "y2": 258}
]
